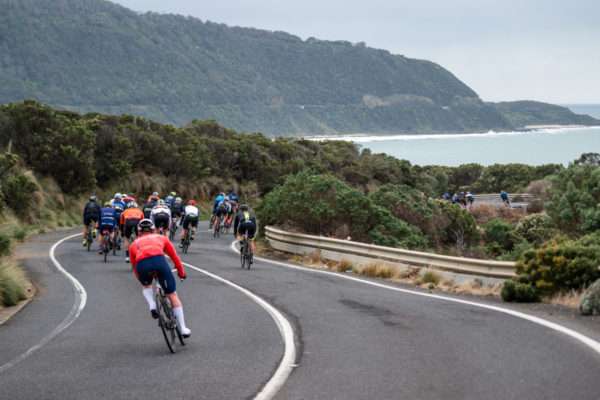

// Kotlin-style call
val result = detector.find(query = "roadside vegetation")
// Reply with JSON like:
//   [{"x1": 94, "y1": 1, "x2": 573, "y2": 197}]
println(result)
[{"x1": 1, "y1": 100, "x2": 599, "y2": 310}]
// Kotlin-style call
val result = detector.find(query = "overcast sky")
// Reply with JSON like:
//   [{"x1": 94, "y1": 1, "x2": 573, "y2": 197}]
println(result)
[{"x1": 110, "y1": 0, "x2": 600, "y2": 104}]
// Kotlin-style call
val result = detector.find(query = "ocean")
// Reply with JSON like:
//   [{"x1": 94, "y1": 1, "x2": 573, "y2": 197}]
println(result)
[{"x1": 309, "y1": 105, "x2": 600, "y2": 167}]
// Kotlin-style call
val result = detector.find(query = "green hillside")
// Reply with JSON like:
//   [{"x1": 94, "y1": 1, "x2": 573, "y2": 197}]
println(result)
[{"x1": 1, "y1": 0, "x2": 598, "y2": 135}]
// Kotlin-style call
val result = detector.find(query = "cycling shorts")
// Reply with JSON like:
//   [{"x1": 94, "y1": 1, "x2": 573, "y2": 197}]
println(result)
[
  {"x1": 124, "y1": 219, "x2": 141, "y2": 239},
  {"x1": 171, "y1": 210, "x2": 182, "y2": 218},
  {"x1": 100, "y1": 224, "x2": 114, "y2": 234},
  {"x1": 83, "y1": 215, "x2": 99, "y2": 226},
  {"x1": 216, "y1": 208, "x2": 227, "y2": 218},
  {"x1": 237, "y1": 221, "x2": 256, "y2": 240},
  {"x1": 154, "y1": 214, "x2": 170, "y2": 230},
  {"x1": 182, "y1": 214, "x2": 198, "y2": 230},
  {"x1": 134, "y1": 255, "x2": 177, "y2": 295}
]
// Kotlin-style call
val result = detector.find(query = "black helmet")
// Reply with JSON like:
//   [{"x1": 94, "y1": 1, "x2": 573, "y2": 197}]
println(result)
[
  {"x1": 150, "y1": 196, "x2": 158, "y2": 202},
  {"x1": 137, "y1": 219, "x2": 155, "y2": 232},
  {"x1": 240, "y1": 204, "x2": 249, "y2": 211}
]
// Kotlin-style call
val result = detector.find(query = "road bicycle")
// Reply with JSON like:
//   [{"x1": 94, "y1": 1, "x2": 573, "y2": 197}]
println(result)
[
  {"x1": 101, "y1": 229, "x2": 111, "y2": 262},
  {"x1": 213, "y1": 218, "x2": 224, "y2": 238},
  {"x1": 112, "y1": 226, "x2": 120, "y2": 256},
  {"x1": 208, "y1": 213, "x2": 215, "y2": 229},
  {"x1": 155, "y1": 281, "x2": 185, "y2": 353},
  {"x1": 240, "y1": 233, "x2": 252, "y2": 269},
  {"x1": 168, "y1": 217, "x2": 179, "y2": 241},
  {"x1": 181, "y1": 228, "x2": 191, "y2": 254},
  {"x1": 86, "y1": 221, "x2": 94, "y2": 252}
]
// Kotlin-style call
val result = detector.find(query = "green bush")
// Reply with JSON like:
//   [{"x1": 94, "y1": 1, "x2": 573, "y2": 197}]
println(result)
[
  {"x1": 501, "y1": 280, "x2": 539, "y2": 302},
  {"x1": 0, "y1": 232, "x2": 11, "y2": 256},
  {"x1": 2, "y1": 174, "x2": 37, "y2": 213},
  {"x1": 0, "y1": 267, "x2": 26, "y2": 307},
  {"x1": 256, "y1": 171, "x2": 427, "y2": 250},
  {"x1": 483, "y1": 219, "x2": 525, "y2": 256},
  {"x1": 515, "y1": 235, "x2": 600, "y2": 296},
  {"x1": 435, "y1": 200, "x2": 481, "y2": 250}
]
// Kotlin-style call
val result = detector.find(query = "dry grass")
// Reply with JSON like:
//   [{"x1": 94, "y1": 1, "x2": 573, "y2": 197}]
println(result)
[
  {"x1": 419, "y1": 268, "x2": 442, "y2": 285},
  {"x1": 455, "y1": 279, "x2": 502, "y2": 297},
  {"x1": 0, "y1": 255, "x2": 28, "y2": 307},
  {"x1": 541, "y1": 289, "x2": 584, "y2": 308},
  {"x1": 470, "y1": 204, "x2": 528, "y2": 226},
  {"x1": 355, "y1": 262, "x2": 398, "y2": 279},
  {"x1": 330, "y1": 258, "x2": 354, "y2": 273}
]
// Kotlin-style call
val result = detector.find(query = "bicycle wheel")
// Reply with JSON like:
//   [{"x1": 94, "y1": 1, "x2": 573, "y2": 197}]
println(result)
[
  {"x1": 169, "y1": 222, "x2": 175, "y2": 241},
  {"x1": 183, "y1": 231, "x2": 190, "y2": 254},
  {"x1": 156, "y1": 292, "x2": 176, "y2": 353},
  {"x1": 112, "y1": 231, "x2": 117, "y2": 256},
  {"x1": 103, "y1": 235, "x2": 108, "y2": 262},
  {"x1": 245, "y1": 241, "x2": 251, "y2": 270},
  {"x1": 87, "y1": 225, "x2": 93, "y2": 252}
]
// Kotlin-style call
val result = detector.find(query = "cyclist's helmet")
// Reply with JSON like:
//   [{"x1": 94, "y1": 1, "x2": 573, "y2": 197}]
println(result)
[
  {"x1": 150, "y1": 196, "x2": 158, "y2": 202},
  {"x1": 137, "y1": 218, "x2": 155, "y2": 232},
  {"x1": 188, "y1": 200, "x2": 196, "y2": 206},
  {"x1": 128, "y1": 193, "x2": 135, "y2": 197},
  {"x1": 232, "y1": 190, "x2": 237, "y2": 195},
  {"x1": 219, "y1": 193, "x2": 225, "y2": 197},
  {"x1": 224, "y1": 196, "x2": 229, "y2": 201},
  {"x1": 170, "y1": 191, "x2": 176, "y2": 196},
  {"x1": 152, "y1": 191, "x2": 159, "y2": 196},
  {"x1": 128, "y1": 201, "x2": 138, "y2": 208},
  {"x1": 157, "y1": 199, "x2": 166, "y2": 206},
  {"x1": 90, "y1": 195, "x2": 97, "y2": 201},
  {"x1": 240, "y1": 204, "x2": 249, "y2": 211},
  {"x1": 114, "y1": 193, "x2": 122, "y2": 199},
  {"x1": 175, "y1": 197, "x2": 182, "y2": 202},
  {"x1": 104, "y1": 201, "x2": 112, "y2": 207}
]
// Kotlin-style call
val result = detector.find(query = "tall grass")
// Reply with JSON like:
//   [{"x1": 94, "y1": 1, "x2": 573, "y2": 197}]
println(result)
[{"x1": 0, "y1": 256, "x2": 27, "y2": 307}]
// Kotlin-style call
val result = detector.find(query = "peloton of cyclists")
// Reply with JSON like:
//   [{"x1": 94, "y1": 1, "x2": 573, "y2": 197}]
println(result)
[
  {"x1": 130, "y1": 219, "x2": 191, "y2": 337},
  {"x1": 112, "y1": 193, "x2": 126, "y2": 250},
  {"x1": 180, "y1": 200, "x2": 199, "y2": 248},
  {"x1": 120, "y1": 201, "x2": 144, "y2": 263},
  {"x1": 233, "y1": 204, "x2": 257, "y2": 264},
  {"x1": 82, "y1": 195, "x2": 101, "y2": 247}
]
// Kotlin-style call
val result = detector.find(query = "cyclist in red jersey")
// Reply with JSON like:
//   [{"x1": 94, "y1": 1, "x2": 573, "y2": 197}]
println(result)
[{"x1": 130, "y1": 219, "x2": 191, "y2": 337}]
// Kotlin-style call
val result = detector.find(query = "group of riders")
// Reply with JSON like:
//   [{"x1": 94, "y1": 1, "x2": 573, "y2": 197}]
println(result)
[{"x1": 81, "y1": 189, "x2": 257, "y2": 339}]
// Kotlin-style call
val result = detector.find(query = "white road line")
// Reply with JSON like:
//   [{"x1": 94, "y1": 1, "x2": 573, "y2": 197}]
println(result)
[
  {"x1": 247, "y1": 245, "x2": 600, "y2": 356},
  {"x1": 182, "y1": 259, "x2": 296, "y2": 400},
  {"x1": 0, "y1": 233, "x2": 87, "y2": 374}
]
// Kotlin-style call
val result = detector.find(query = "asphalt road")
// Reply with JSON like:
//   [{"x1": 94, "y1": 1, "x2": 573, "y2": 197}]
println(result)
[{"x1": 1, "y1": 226, "x2": 600, "y2": 399}]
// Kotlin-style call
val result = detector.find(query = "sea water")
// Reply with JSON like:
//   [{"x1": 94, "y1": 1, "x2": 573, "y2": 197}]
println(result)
[{"x1": 309, "y1": 105, "x2": 600, "y2": 167}]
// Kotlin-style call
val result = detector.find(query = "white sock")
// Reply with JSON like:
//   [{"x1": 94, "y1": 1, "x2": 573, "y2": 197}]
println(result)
[
  {"x1": 143, "y1": 288, "x2": 156, "y2": 311},
  {"x1": 172, "y1": 306, "x2": 189, "y2": 331}
]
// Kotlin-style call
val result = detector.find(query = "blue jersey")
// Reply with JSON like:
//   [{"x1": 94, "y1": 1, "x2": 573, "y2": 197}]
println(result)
[
  {"x1": 112, "y1": 200, "x2": 126, "y2": 220},
  {"x1": 99, "y1": 207, "x2": 116, "y2": 227},
  {"x1": 212, "y1": 195, "x2": 224, "y2": 212},
  {"x1": 229, "y1": 193, "x2": 239, "y2": 203},
  {"x1": 165, "y1": 195, "x2": 176, "y2": 208}
]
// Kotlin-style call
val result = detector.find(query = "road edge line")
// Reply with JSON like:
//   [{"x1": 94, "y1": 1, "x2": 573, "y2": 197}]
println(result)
[
  {"x1": 182, "y1": 259, "x2": 296, "y2": 400},
  {"x1": 251, "y1": 251, "x2": 600, "y2": 356},
  {"x1": 0, "y1": 232, "x2": 87, "y2": 374}
]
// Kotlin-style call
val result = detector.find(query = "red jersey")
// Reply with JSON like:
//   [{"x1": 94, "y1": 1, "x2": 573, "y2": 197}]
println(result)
[
  {"x1": 129, "y1": 233, "x2": 184, "y2": 277},
  {"x1": 120, "y1": 207, "x2": 144, "y2": 226}
]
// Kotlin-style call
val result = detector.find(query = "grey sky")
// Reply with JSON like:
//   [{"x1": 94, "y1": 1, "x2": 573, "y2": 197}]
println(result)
[{"x1": 109, "y1": 0, "x2": 600, "y2": 104}]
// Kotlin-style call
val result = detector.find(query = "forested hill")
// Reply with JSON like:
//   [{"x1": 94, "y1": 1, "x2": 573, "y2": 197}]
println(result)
[{"x1": 1, "y1": 0, "x2": 598, "y2": 135}]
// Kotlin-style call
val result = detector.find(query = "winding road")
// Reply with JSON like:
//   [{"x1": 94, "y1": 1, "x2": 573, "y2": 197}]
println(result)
[{"x1": 1, "y1": 226, "x2": 599, "y2": 399}]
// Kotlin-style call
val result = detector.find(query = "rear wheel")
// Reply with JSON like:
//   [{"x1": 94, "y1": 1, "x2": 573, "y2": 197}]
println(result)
[
  {"x1": 156, "y1": 293, "x2": 176, "y2": 353},
  {"x1": 103, "y1": 235, "x2": 109, "y2": 262}
]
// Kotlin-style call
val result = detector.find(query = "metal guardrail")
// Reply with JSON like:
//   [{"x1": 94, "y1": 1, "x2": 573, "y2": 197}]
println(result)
[{"x1": 265, "y1": 226, "x2": 516, "y2": 279}]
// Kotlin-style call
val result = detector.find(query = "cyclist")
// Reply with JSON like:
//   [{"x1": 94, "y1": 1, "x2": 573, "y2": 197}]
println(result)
[
  {"x1": 82, "y1": 195, "x2": 101, "y2": 247},
  {"x1": 211, "y1": 192, "x2": 225, "y2": 226},
  {"x1": 112, "y1": 193, "x2": 126, "y2": 250},
  {"x1": 130, "y1": 219, "x2": 191, "y2": 337},
  {"x1": 143, "y1": 196, "x2": 158, "y2": 219},
  {"x1": 98, "y1": 201, "x2": 116, "y2": 254},
  {"x1": 120, "y1": 201, "x2": 144, "y2": 263},
  {"x1": 122, "y1": 193, "x2": 136, "y2": 207},
  {"x1": 233, "y1": 204, "x2": 257, "y2": 264},
  {"x1": 500, "y1": 190, "x2": 510, "y2": 206},
  {"x1": 146, "y1": 192, "x2": 161, "y2": 203},
  {"x1": 225, "y1": 195, "x2": 238, "y2": 227},
  {"x1": 164, "y1": 192, "x2": 176, "y2": 208},
  {"x1": 151, "y1": 199, "x2": 171, "y2": 237},
  {"x1": 229, "y1": 189, "x2": 239, "y2": 204},
  {"x1": 180, "y1": 200, "x2": 199, "y2": 248},
  {"x1": 466, "y1": 191, "x2": 475, "y2": 207},
  {"x1": 170, "y1": 197, "x2": 183, "y2": 233},
  {"x1": 213, "y1": 196, "x2": 230, "y2": 231}
]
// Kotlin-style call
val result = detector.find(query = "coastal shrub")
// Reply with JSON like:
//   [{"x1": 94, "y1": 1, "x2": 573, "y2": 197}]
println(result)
[
  {"x1": 483, "y1": 219, "x2": 525, "y2": 256},
  {"x1": 515, "y1": 235, "x2": 600, "y2": 297},
  {"x1": 435, "y1": 200, "x2": 481, "y2": 251},
  {"x1": 501, "y1": 279, "x2": 539, "y2": 302},
  {"x1": 545, "y1": 163, "x2": 600, "y2": 235},
  {"x1": 0, "y1": 232, "x2": 11, "y2": 256},
  {"x1": 580, "y1": 279, "x2": 600, "y2": 315},
  {"x1": 516, "y1": 213, "x2": 557, "y2": 245}
]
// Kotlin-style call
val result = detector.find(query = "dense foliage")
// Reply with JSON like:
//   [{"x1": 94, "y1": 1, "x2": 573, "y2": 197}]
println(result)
[
  {"x1": 255, "y1": 171, "x2": 427, "y2": 249},
  {"x1": 2, "y1": 0, "x2": 597, "y2": 135},
  {"x1": 492, "y1": 101, "x2": 600, "y2": 128}
]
